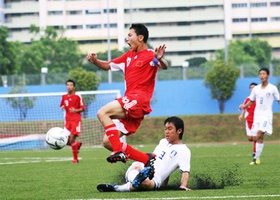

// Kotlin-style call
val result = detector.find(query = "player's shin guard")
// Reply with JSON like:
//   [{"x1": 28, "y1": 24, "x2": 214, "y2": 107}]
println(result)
[
  {"x1": 71, "y1": 142, "x2": 79, "y2": 163},
  {"x1": 124, "y1": 144, "x2": 150, "y2": 163},
  {"x1": 105, "y1": 124, "x2": 122, "y2": 152}
]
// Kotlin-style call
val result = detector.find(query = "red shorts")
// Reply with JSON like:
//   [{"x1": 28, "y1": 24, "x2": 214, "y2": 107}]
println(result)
[
  {"x1": 64, "y1": 120, "x2": 81, "y2": 136},
  {"x1": 116, "y1": 96, "x2": 149, "y2": 135}
]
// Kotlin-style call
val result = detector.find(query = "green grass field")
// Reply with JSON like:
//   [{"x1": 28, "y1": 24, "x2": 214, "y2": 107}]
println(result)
[{"x1": 0, "y1": 143, "x2": 279, "y2": 200}]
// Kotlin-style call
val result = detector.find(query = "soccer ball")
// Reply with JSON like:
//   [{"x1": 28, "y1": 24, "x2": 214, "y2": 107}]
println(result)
[{"x1": 46, "y1": 127, "x2": 68, "y2": 150}]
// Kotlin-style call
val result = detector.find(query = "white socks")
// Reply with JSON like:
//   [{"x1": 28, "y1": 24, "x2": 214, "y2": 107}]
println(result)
[
  {"x1": 255, "y1": 142, "x2": 264, "y2": 159},
  {"x1": 114, "y1": 182, "x2": 131, "y2": 192}
]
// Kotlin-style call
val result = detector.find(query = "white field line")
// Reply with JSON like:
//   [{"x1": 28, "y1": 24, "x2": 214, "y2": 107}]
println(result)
[
  {"x1": 0, "y1": 157, "x2": 81, "y2": 165},
  {"x1": 77, "y1": 194, "x2": 280, "y2": 200}
]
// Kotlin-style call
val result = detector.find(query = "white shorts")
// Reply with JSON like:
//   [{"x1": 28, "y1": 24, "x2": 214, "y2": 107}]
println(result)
[
  {"x1": 251, "y1": 115, "x2": 273, "y2": 136},
  {"x1": 245, "y1": 121, "x2": 253, "y2": 136},
  {"x1": 125, "y1": 162, "x2": 144, "y2": 182}
]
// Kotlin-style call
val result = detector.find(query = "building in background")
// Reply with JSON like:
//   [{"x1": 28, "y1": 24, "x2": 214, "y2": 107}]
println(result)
[{"x1": 0, "y1": 0, "x2": 280, "y2": 67}]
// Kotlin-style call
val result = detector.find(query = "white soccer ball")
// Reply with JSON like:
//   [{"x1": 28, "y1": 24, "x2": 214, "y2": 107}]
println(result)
[{"x1": 46, "y1": 127, "x2": 68, "y2": 150}]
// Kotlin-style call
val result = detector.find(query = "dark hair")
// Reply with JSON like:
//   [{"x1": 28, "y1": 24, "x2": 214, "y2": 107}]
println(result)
[
  {"x1": 66, "y1": 79, "x2": 76, "y2": 87},
  {"x1": 130, "y1": 24, "x2": 149, "y2": 43},
  {"x1": 259, "y1": 67, "x2": 270, "y2": 75},
  {"x1": 164, "y1": 116, "x2": 184, "y2": 140},
  {"x1": 249, "y1": 82, "x2": 257, "y2": 87}
]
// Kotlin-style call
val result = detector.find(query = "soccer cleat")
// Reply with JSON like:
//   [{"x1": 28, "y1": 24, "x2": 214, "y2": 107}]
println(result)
[
  {"x1": 132, "y1": 166, "x2": 153, "y2": 189},
  {"x1": 249, "y1": 159, "x2": 261, "y2": 165},
  {"x1": 106, "y1": 151, "x2": 128, "y2": 163},
  {"x1": 145, "y1": 153, "x2": 156, "y2": 179},
  {"x1": 72, "y1": 159, "x2": 79, "y2": 164},
  {"x1": 97, "y1": 183, "x2": 116, "y2": 192}
]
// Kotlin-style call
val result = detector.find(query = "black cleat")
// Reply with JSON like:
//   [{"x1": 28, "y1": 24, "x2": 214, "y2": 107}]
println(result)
[
  {"x1": 145, "y1": 153, "x2": 156, "y2": 179},
  {"x1": 97, "y1": 183, "x2": 116, "y2": 192},
  {"x1": 106, "y1": 151, "x2": 128, "y2": 163},
  {"x1": 132, "y1": 166, "x2": 153, "y2": 188}
]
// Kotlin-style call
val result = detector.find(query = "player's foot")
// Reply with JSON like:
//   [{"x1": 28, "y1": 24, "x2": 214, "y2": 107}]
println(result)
[
  {"x1": 145, "y1": 153, "x2": 156, "y2": 179},
  {"x1": 249, "y1": 159, "x2": 260, "y2": 165},
  {"x1": 72, "y1": 159, "x2": 79, "y2": 164},
  {"x1": 106, "y1": 151, "x2": 128, "y2": 163},
  {"x1": 97, "y1": 183, "x2": 116, "y2": 192},
  {"x1": 132, "y1": 166, "x2": 153, "y2": 189}
]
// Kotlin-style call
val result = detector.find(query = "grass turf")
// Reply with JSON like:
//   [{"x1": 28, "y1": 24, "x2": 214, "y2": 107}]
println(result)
[{"x1": 0, "y1": 143, "x2": 279, "y2": 199}]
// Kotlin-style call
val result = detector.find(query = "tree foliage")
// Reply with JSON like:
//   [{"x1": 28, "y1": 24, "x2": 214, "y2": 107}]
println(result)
[
  {"x1": 19, "y1": 26, "x2": 84, "y2": 74},
  {"x1": 204, "y1": 60, "x2": 240, "y2": 114},
  {"x1": 186, "y1": 57, "x2": 207, "y2": 68},
  {"x1": 0, "y1": 27, "x2": 22, "y2": 75},
  {"x1": 6, "y1": 82, "x2": 37, "y2": 121},
  {"x1": 215, "y1": 38, "x2": 272, "y2": 68}
]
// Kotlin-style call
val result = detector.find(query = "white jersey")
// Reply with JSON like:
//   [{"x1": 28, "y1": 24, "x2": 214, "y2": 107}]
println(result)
[
  {"x1": 249, "y1": 83, "x2": 279, "y2": 118},
  {"x1": 153, "y1": 138, "x2": 191, "y2": 187}
]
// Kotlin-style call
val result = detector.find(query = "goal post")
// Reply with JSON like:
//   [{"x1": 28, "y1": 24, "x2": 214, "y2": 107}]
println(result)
[{"x1": 0, "y1": 90, "x2": 122, "y2": 150}]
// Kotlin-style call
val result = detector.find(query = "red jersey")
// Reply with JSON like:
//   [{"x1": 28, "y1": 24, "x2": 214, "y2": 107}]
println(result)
[
  {"x1": 243, "y1": 97, "x2": 256, "y2": 123},
  {"x1": 110, "y1": 49, "x2": 158, "y2": 114},
  {"x1": 60, "y1": 92, "x2": 85, "y2": 121}
]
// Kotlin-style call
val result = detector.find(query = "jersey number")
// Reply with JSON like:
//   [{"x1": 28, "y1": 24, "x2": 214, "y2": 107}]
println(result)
[{"x1": 259, "y1": 97, "x2": 263, "y2": 104}]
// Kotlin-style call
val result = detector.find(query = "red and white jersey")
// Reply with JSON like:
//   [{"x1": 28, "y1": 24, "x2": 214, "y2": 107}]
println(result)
[
  {"x1": 109, "y1": 49, "x2": 158, "y2": 112},
  {"x1": 60, "y1": 92, "x2": 85, "y2": 121},
  {"x1": 243, "y1": 97, "x2": 256, "y2": 123}
]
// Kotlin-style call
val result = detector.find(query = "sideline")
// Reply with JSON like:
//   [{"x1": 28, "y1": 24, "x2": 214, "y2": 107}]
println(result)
[
  {"x1": 73, "y1": 194, "x2": 280, "y2": 200},
  {"x1": 0, "y1": 157, "x2": 81, "y2": 165}
]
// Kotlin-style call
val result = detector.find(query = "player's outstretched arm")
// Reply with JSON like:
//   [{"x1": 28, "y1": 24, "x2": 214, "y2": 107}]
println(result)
[
  {"x1": 86, "y1": 52, "x2": 110, "y2": 70},
  {"x1": 155, "y1": 44, "x2": 168, "y2": 70},
  {"x1": 179, "y1": 172, "x2": 191, "y2": 191},
  {"x1": 239, "y1": 101, "x2": 253, "y2": 110}
]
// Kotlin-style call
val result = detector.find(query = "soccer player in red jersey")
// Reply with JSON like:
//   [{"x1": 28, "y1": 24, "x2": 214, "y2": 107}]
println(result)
[
  {"x1": 238, "y1": 82, "x2": 257, "y2": 158},
  {"x1": 60, "y1": 79, "x2": 85, "y2": 164},
  {"x1": 86, "y1": 23, "x2": 168, "y2": 178}
]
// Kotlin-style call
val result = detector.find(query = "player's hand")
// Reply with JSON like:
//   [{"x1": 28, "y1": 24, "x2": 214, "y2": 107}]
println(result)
[
  {"x1": 179, "y1": 186, "x2": 191, "y2": 191},
  {"x1": 61, "y1": 106, "x2": 65, "y2": 110},
  {"x1": 69, "y1": 107, "x2": 76, "y2": 113},
  {"x1": 238, "y1": 115, "x2": 243, "y2": 121},
  {"x1": 238, "y1": 104, "x2": 244, "y2": 110},
  {"x1": 86, "y1": 52, "x2": 97, "y2": 64},
  {"x1": 154, "y1": 44, "x2": 166, "y2": 60}
]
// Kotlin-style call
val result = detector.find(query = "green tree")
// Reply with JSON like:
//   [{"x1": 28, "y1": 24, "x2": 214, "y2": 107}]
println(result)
[
  {"x1": 69, "y1": 67, "x2": 100, "y2": 118},
  {"x1": 186, "y1": 57, "x2": 207, "y2": 67},
  {"x1": 19, "y1": 25, "x2": 84, "y2": 75},
  {"x1": 0, "y1": 26, "x2": 22, "y2": 75},
  {"x1": 215, "y1": 38, "x2": 272, "y2": 70},
  {"x1": 6, "y1": 83, "x2": 37, "y2": 121},
  {"x1": 204, "y1": 60, "x2": 240, "y2": 114}
]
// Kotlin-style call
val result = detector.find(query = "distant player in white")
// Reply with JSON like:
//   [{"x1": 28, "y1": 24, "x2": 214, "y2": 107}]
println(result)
[
  {"x1": 239, "y1": 68, "x2": 280, "y2": 165},
  {"x1": 97, "y1": 116, "x2": 191, "y2": 192}
]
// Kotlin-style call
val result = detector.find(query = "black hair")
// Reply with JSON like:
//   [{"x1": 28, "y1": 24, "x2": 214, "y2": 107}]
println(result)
[
  {"x1": 66, "y1": 79, "x2": 76, "y2": 87},
  {"x1": 130, "y1": 24, "x2": 149, "y2": 43},
  {"x1": 249, "y1": 82, "x2": 257, "y2": 87},
  {"x1": 164, "y1": 116, "x2": 184, "y2": 140},
  {"x1": 259, "y1": 67, "x2": 270, "y2": 75}
]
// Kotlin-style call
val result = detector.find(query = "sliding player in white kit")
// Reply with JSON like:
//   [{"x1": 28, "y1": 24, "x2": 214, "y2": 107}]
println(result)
[
  {"x1": 239, "y1": 67, "x2": 280, "y2": 165},
  {"x1": 97, "y1": 116, "x2": 191, "y2": 192}
]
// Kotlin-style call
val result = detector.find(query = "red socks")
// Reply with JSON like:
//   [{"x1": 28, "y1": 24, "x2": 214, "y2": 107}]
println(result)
[
  {"x1": 123, "y1": 144, "x2": 149, "y2": 164},
  {"x1": 105, "y1": 124, "x2": 122, "y2": 152}
]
